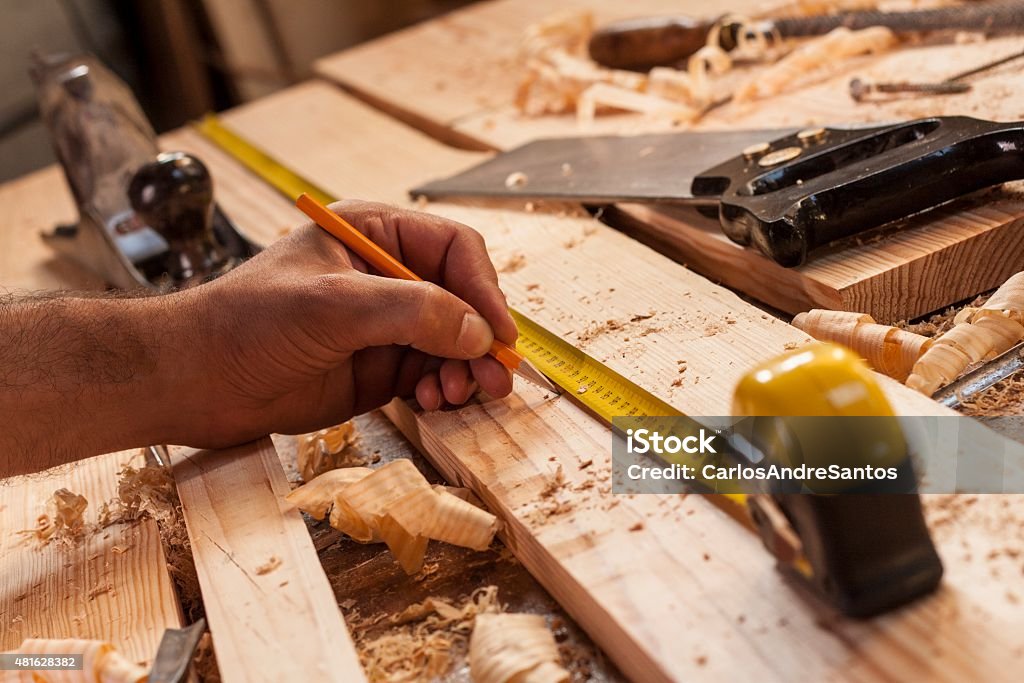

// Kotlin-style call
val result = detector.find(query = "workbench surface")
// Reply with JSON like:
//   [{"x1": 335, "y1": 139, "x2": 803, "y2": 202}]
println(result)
[{"x1": 3, "y1": 1, "x2": 1024, "y2": 681}]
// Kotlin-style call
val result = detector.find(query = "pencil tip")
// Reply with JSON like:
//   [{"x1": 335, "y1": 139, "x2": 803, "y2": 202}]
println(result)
[{"x1": 515, "y1": 360, "x2": 561, "y2": 395}]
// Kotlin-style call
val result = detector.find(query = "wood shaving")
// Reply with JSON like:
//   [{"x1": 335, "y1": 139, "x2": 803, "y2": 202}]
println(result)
[
  {"x1": 296, "y1": 421, "x2": 361, "y2": 482},
  {"x1": 907, "y1": 272, "x2": 1024, "y2": 395},
  {"x1": 734, "y1": 26, "x2": 896, "y2": 102},
  {"x1": 797, "y1": 271, "x2": 1024, "y2": 398},
  {"x1": 5, "y1": 638, "x2": 147, "y2": 682},
  {"x1": 353, "y1": 585, "x2": 504, "y2": 683},
  {"x1": 792, "y1": 309, "x2": 932, "y2": 381},
  {"x1": 102, "y1": 458, "x2": 202, "y2": 621},
  {"x1": 577, "y1": 83, "x2": 698, "y2": 125},
  {"x1": 514, "y1": 9, "x2": 783, "y2": 124},
  {"x1": 469, "y1": 613, "x2": 569, "y2": 683},
  {"x1": 286, "y1": 460, "x2": 499, "y2": 574},
  {"x1": 504, "y1": 172, "x2": 529, "y2": 189},
  {"x1": 19, "y1": 488, "x2": 88, "y2": 547}
]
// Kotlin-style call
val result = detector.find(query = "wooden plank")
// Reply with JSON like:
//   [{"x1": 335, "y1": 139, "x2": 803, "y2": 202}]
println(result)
[
  {"x1": 0, "y1": 166, "x2": 104, "y2": 293},
  {"x1": 314, "y1": 0, "x2": 759, "y2": 143},
  {"x1": 315, "y1": 3, "x2": 1024, "y2": 322},
  {"x1": 218, "y1": 81, "x2": 1024, "y2": 681},
  {"x1": 169, "y1": 437, "x2": 366, "y2": 683},
  {"x1": 0, "y1": 451, "x2": 183, "y2": 664}
]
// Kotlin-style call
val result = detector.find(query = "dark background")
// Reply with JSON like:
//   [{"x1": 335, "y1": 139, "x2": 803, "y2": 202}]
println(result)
[{"x1": 0, "y1": 0, "x2": 476, "y2": 182}]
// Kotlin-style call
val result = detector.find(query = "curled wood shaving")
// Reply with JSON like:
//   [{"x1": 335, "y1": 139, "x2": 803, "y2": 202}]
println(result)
[
  {"x1": 296, "y1": 421, "x2": 360, "y2": 482},
  {"x1": 354, "y1": 586, "x2": 503, "y2": 683},
  {"x1": 577, "y1": 83, "x2": 698, "y2": 125},
  {"x1": 906, "y1": 272, "x2": 1024, "y2": 395},
  {"x1": 803, "y1": 272, "x2": 1024, "y2": 396},
  {"x1": 286, "y1": 460, "x2": 499, "y2": 574},
  {"x1": 469, "y1": 613, "x2": 569, "y2": 683},
  {"x1": 734, "y1": 26, "x2": 896, "y2": 102},
  {"x1": 514, "y1": 10, "x2": 742, "y2": 121},
  {"x1": 285, "y1": 466, "x2": 373, "y2": 520},
  {"x1": 5, "y1": 638, "x2": 146, "y2": 682},
  {"x1": 792, "y1": 309, "x2": 932, "y2": 381},
  {"x1": 19, "y1": 488, "x2": 88, "y2": 547}
]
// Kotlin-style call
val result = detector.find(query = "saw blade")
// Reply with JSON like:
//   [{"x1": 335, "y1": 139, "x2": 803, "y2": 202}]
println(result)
[{"x1": 410, "y1": 128, "x2": 797, "y2": 205}]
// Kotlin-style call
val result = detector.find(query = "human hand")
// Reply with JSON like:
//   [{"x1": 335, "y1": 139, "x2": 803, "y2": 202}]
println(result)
[{"x1": 179, "y1": 200, "x2": 517, "y2": 447}]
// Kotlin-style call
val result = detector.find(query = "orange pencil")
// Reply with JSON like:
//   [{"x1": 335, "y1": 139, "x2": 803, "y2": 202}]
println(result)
[{"x1": 295, "y1": 193, "x2": 556, "y2": 392}]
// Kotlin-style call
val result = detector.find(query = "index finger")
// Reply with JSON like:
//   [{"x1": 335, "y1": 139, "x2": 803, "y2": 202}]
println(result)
[{"x1": 330, "y1": 200, "x2": 518, "y2": 346}]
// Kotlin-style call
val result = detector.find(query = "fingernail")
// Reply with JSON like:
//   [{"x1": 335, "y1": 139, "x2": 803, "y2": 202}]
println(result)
[{"x1": 458, "y1": 313, "x2": 494, "y2": 357}]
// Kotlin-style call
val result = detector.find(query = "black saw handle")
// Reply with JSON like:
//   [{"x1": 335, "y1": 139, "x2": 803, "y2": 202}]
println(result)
[{"x1": 691, "y1": 116, "x2": 1024, "y2": 267}]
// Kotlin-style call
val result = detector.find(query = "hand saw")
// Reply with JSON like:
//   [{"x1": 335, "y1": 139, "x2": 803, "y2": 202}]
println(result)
[{"x1": 411, "y1": 116, "x2": 1024, "y2": 267}]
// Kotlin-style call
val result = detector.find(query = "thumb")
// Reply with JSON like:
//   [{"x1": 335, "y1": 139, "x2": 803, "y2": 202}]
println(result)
[{"x1": 341, "y1": 273, "x2": 495, "y2": 359}]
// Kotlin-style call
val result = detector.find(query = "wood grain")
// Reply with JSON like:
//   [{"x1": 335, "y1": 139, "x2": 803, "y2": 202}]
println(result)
[
  {"x1": 0, "y1": 451, "x2": 183, "y2": 664},
  {"x1": 315, "y1": 1, "x2": 1024, "y2": 322},
  {"x1": 217, "y1": 82, "x2": 1024, "y2": 681},
  {"x1": 169, "y1": 438, "x2": 366, "y2": 683}
]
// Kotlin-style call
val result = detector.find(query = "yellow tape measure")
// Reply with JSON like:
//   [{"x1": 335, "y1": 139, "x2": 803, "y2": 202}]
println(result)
[{"x1": 195, "y1": 114, "x2": 743, "y2": 500}]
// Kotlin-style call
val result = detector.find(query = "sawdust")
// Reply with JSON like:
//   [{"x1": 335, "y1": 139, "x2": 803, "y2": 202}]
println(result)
[
  {"x1": 498, "y1": 253, "x2": 527, "y2": 274},
  {"x1": 102, "y1": 458, "x2": 203, "y2": 622},
  {"x1": 15, "y1": 465, "x2": 213, "y2": 673},
  {"x1": 255, "y1": 555, "x2": 283, "y2": 575},
  {"x1": 895, "y1": 294, "x2": 989, "y2": 336},
  {"x1": 194, "y1": 632, "x2": 222, "y2": 683},
  {"x1": 349, "y1": 585, "x2": 504, "y2": 683},
  {"x1": 960, "y1": 376, "x2": 1024, "y2": 416},
  {"x1": 575, "y1": 312, "x2": 658, "y2": 346},
  {"x1": 541, "y1": 465, "x2": 565, "y2": 498}
]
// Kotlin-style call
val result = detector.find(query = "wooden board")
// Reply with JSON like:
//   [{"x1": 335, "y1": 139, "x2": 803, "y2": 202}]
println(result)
[
  {"x1": 170, "y1": 437, "x2": 366, "y2": 683},
  {"x1": 0, "y1": 451, "x2": 183, "y2": 665},
  {"x1": 218, "y1": 81, "x2": 1024, "y2": 681},
  {"x1": 0, "y1": 166, "x2": 104, "y2": 293},
  {"x1": 314, "y1": 0, "x2": 765, "y2": 148},
  {"x1": 315, "y1": 2, "x2": 1024, "y2": 322}
]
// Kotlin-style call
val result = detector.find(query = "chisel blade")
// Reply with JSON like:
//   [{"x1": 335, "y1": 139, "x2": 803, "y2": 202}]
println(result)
[{"x1": 410, "y1": 129, "x2": 797, "y2": 205}]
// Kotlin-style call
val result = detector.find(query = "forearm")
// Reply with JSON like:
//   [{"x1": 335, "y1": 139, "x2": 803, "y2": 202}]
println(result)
[{"x1": 0, "y1": 291, "x2": 204, "y2": 477}]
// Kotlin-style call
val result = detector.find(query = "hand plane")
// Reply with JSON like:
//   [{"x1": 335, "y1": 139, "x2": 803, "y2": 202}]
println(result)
[
  {"x1": 412, "y1": 117, "x2": 1024, "y2": 267},
  {"x1": 31, "y1": 53, "x2": 258, "y2": 290}
]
